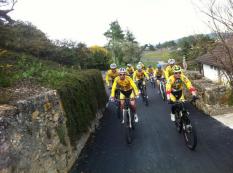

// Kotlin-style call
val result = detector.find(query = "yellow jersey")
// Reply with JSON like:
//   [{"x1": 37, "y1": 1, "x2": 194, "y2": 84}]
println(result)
[
  {"x1": 111, "y1": 76, "x2": 139, "y2": 97},
  {"x1": 105, "y1": 69, "x2": 119, "y2": 86},
  {"x1": 133, "y1": 70, "x2": 149, "y2": 81}
]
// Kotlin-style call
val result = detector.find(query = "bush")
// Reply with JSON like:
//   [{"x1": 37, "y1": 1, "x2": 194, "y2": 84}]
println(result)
[{"x1": 57, "y1": 70, "x2": 107, "y2": 147}]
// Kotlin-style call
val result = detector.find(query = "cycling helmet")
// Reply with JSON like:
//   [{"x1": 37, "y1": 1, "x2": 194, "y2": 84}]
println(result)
[
  {"x1": 172, "y1": 65, "x2": 182, "y2": 73},
  {"x1": 138, "y1": 61, "x2": 143, "y2": 65},
  {"x1": 148, "y1": 65, "x2": 152, "y2": 68},
  {"x1": 119, "y1": 67, "x2": 126, "y2": 74},
  {"x1": 127, "y1": 64, "x2": 132, "y2": 67},
  {"x1": 110, "y1": 63, "x2": 117, "y2": 69},
  {"x1": 136, "y1": 64, "x2": 142, "y2": 70},
  {"x1": 157, "y1": 64, "x2": 162, "y2": 68},
  {"x1": 168, "y1": 58, "x2": 175, "y2": 65}
]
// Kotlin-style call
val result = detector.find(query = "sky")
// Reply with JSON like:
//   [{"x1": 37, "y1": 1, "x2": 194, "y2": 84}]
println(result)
[{"x1": 9, "y1": 0, "x2": 211, "y2": 46}]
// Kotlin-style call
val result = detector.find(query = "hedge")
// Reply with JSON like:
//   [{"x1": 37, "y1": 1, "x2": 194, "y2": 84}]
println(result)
[{"x1": 57, "y1": 69, "x2": 107, "y2": 147}]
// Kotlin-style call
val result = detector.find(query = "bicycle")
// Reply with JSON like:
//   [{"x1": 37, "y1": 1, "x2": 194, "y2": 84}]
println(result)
[
  {"x1": 138, "y1": 79, "x2": 149, "y2": 106},
  {"x1": 149, "y1": 74, "x2": 156, "y2": 88},
  {"x1": 158, "y1": 77, "x2": 166, "y2": 101},
  {"x1": 170, "y1": 97, "x2": 198, "y2": 150},
  {"x1": 114, "y1": 98, "x2": 137, "y2": 144}
]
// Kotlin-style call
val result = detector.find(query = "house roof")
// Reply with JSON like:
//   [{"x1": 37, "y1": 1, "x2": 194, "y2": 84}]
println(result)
[{"x1": 196, "y1": 37, "x2": 233, "y2": 72}]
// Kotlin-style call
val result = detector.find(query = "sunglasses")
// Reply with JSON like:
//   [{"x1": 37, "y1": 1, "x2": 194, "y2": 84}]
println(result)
[
  {"x1": 119, "y1": 74, "x2": 126, "y2": 76},
  {"x1": 174, "y1": 72, "x2": 181, "y2": 75}
]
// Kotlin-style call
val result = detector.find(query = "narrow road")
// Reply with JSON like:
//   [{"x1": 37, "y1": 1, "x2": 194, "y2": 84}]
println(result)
[{"x1": 70, "y1": 84, "x2": 233, "y2": 173}]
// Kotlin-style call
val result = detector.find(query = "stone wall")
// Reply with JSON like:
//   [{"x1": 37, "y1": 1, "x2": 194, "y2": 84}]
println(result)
[
  {"x1": 0, "y1": 90, "x2": 103, "y2": 173},
  {"x1": 185, "y1": 71, "x2": 233, "y2": 116}
]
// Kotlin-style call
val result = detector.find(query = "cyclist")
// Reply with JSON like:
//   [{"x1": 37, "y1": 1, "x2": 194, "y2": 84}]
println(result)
[
  {"x1": 147, "y1": 65, "x2": 156, "y2": 86},
  {"x1": 138, "y1": 61, "x2": 146, "y2": 70},
  {"x1": 110, "y1": 68, "x2": 140, "y2": 123},
  {"x1": 166, "y1": 65, "x2": 197, "y2": 121},
  {"x1": 146, "y1": 65, "x2": 155, "y2": 77},
  {"x1": 126, "y1": 64, "x2": 135, "y2": 78},
  {"x1": 164, "y1": 58, "x2": 176, "y2": 81},
  {"x1": 105, "y1": 63, "x2": 119, "y2": 88},
  {"x1": 155, "y1": 64, "x2": 165, "y2": 88},
  {"x1": 133, "y1": 64, "x2": 149, "y2": 93}
]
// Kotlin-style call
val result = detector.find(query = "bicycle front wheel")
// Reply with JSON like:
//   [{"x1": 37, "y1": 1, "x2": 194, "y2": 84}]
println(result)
[
  {"x1": 125, "y1": 111, "x2": 133, "y2": 144},
  {"x1": 183, "y1": 119, "x2": 197, "y2": 150}
]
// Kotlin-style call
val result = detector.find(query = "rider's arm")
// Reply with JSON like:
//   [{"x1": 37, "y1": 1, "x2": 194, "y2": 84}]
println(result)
[
  {"x1": 110, "y1": 77, "x2": 118, "y2": 97},
  {"x1": 143, "y1": 71, "x2": 149, "y2": 80},
  {"x1": 133, "y1": 71, "x2": 137, "y2": 81},
  {"x1": 165, "y1": 76, "x2": 174, "y2": 100},
  {"x1": 164, "y1": 67, "x2": 169, "y2": 81},
  {"x1": 181, "y1": 75, "x2": 196, "y2": 95},
  {"x1": 129, "y1": 78, "x2": 139, "y2": 96},
  {"x1": 105, "y1": 70, "x2": 110, "y2": 87}
]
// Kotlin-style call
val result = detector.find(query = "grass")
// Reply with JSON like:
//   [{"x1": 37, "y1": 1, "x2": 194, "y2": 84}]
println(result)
[{"x1": 140, "y1": 50, "x2": 171, "y2": 67}]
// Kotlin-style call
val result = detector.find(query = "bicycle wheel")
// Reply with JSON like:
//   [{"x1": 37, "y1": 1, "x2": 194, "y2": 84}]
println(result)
[
  {"x1": 183, "y1": 117, "x2": 197, "y2": 150},
  {"x1": 174, "y1": 112, "x2": 182, "y2": 133},
  {"x1": 143, "y1": 86, "x2": 149, "y2": 106},
  {"x1": 161, "y1": 84, "x2": 166, "y2": 101},
  {"x1": 125, "y1": 111, "x2": 133, "y2": 144}
]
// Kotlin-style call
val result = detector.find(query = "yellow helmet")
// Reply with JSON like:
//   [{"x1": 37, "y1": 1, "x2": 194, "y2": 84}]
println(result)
[{"x1": 172, "y1": 65, "x2": 182, "y2": 73}]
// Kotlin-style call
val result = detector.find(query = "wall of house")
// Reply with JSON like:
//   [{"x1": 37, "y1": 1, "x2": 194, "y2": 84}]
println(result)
[{"x1": 203, "y1": 64, "x2": 219, "y2": 82}]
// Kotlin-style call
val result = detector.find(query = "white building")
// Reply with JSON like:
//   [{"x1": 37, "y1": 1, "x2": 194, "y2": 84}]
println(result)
[{"x1": 197, "y1": 42, "x2": 232, "y2": 85}]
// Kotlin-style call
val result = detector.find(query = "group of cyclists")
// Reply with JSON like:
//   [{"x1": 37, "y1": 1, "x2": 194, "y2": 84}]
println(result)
[{"x1": 105, "y1": 58, "x2": 197, "y2": 123}]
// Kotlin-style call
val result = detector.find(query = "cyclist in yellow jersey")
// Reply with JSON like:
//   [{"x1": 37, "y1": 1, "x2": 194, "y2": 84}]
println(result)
[
  {"x1": 110, "y1": 68, "x2": 139, "y2": 123},
  {"x1": 105, "y1": 63, "x2": 119, "y2": 88},
  {"x1": 146, "y1": 65, "x2": 155, "y2": 77},
  {"x1": 166, "y1": 65, "x2": 197, "y2": 121},
  {"x1": 138, "y1": 61, "x2": 146, "y2": 70},
  {"x1": 126, "y1": 64, "x2": 135, "y2": 78},
  {"x1": 155, "y1": 64, "x2": 165, "y2": 88},
  {"x1": 164, "y1": 58, "x2": 176, "y2": 81},
  {"x1": 133, "y1": 64, "x2": 149, "y2": 91}
]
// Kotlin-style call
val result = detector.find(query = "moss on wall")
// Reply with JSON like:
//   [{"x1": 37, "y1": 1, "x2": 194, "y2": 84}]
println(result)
[{"x1": 57, "y1": 70, "x2": 107, "y2": 147}]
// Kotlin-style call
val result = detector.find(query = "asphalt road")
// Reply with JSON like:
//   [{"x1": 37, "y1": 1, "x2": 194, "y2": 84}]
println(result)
[{"x1": 70, "y1": 84, "x2": 233, "y2": 173}]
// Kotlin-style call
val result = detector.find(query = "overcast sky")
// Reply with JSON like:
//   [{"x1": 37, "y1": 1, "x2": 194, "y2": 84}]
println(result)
[{"x1": 10, "y1": 0, "x2": 210, "y2": 46}]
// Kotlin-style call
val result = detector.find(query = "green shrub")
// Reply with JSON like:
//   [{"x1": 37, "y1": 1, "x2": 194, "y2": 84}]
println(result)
[{"x1": 57, "y1": 70, "x2": 107, "y2": 147}]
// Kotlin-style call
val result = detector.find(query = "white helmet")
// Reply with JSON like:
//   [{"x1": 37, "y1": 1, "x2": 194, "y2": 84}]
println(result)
[
  {"x1": 110, "y1": 63, "x2": 117, "y2": 69},
  {"x1": 127, "y1": 63, "x2": 132, "y2": 67},
  {"x1": 168, "y1": 58, "x2": 175, "y2": 65},
  {"x1": 138, "y1": 61, "x2": 143, "y2": 65},
  {"x1": 136, "y1": 64, "x2": 142, "y2": 70},
  {"x1": 119, "y1": 67, "x2": 126, "y2": 74}
]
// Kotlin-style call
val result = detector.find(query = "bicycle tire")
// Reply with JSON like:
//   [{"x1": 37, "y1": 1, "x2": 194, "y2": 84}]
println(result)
[
  {"x1": 183, "y1": 119, "x2": 197, "y2": 150},
  {"x1": 174, "y1": 112, "x2": 182, "y2": 133},
  {"x1": 143, "y1": 86, "x2": 149, "y2": 106},
  {"x1": 125, "y1": 110, "x2": 133, "y2": 144}
]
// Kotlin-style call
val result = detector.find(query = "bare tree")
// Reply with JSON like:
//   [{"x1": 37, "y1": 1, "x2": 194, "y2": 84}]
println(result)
[
  {"x1": 0, "y1": 0, "x2": 17, "y2": 23},
  {"x1": 194, "y1": 0, "x2": 233, "y2": 90}
]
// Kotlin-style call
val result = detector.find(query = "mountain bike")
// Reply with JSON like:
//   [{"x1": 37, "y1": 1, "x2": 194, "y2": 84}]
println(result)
[
  {"x1": 170, "y1": 98, "x2": 198, "y2": 150},
  {"x1": 138, "y1": 79, "x2": 149, "y2": 106},
  {"x1": 158, "y1": 77, "x2": 166, "y2": 101}
]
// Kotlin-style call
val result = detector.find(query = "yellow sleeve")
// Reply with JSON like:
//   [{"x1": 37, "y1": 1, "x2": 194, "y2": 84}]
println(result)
[
  {"x1": 164, "y1": 66, "x2": 170, "y2": 81},
  {"x1": 110, "y1": 77, "x2": 118, "y2": 97},
  {"x1": 129, "y1": 77, "x2": 139, "y2": 96},
  {"x1": 143, "y1": 71, "x2": 149, "y2": 79},
  {"x1": 133, "y1": 71, "x2": 137, "y2": 81},
  {"x1": 166, "y1": 76, "x2": 173, "y2": 94},
  {"x1": 181, "y1": 75, "x2": 192, "y2": 90},
  {"x1": 105, "y1": 70, "x2": 110, "y2": 86}
]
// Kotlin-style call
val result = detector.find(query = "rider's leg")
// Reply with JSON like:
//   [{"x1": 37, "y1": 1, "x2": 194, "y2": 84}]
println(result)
[
  {"x1": 170, "y1": 94, "x2": 176, "y2": 121},
  {"x1": 120, "y1": 92, "x2": 125, "y2": 123},
  {"x1": 129, "y1": 92, "x2": 138, "y2": 122}
]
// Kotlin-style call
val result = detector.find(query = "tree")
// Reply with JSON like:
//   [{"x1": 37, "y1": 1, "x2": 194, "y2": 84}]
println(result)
[
  {"x1": 104, "y1": 20, "x2": 124, "y2": 41},
  {"x1": 125, "y1": 30, "x2": 136, "y2": 43},
  {"x1": 89, "y1": 45, "x2": 111, "y2": 69},
  {"x1": 0, "y1": 0, "x2": 17, "y2": 23},
  {"x1": 194, "y1": 0, "x2": 233, "y2": 91}
]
